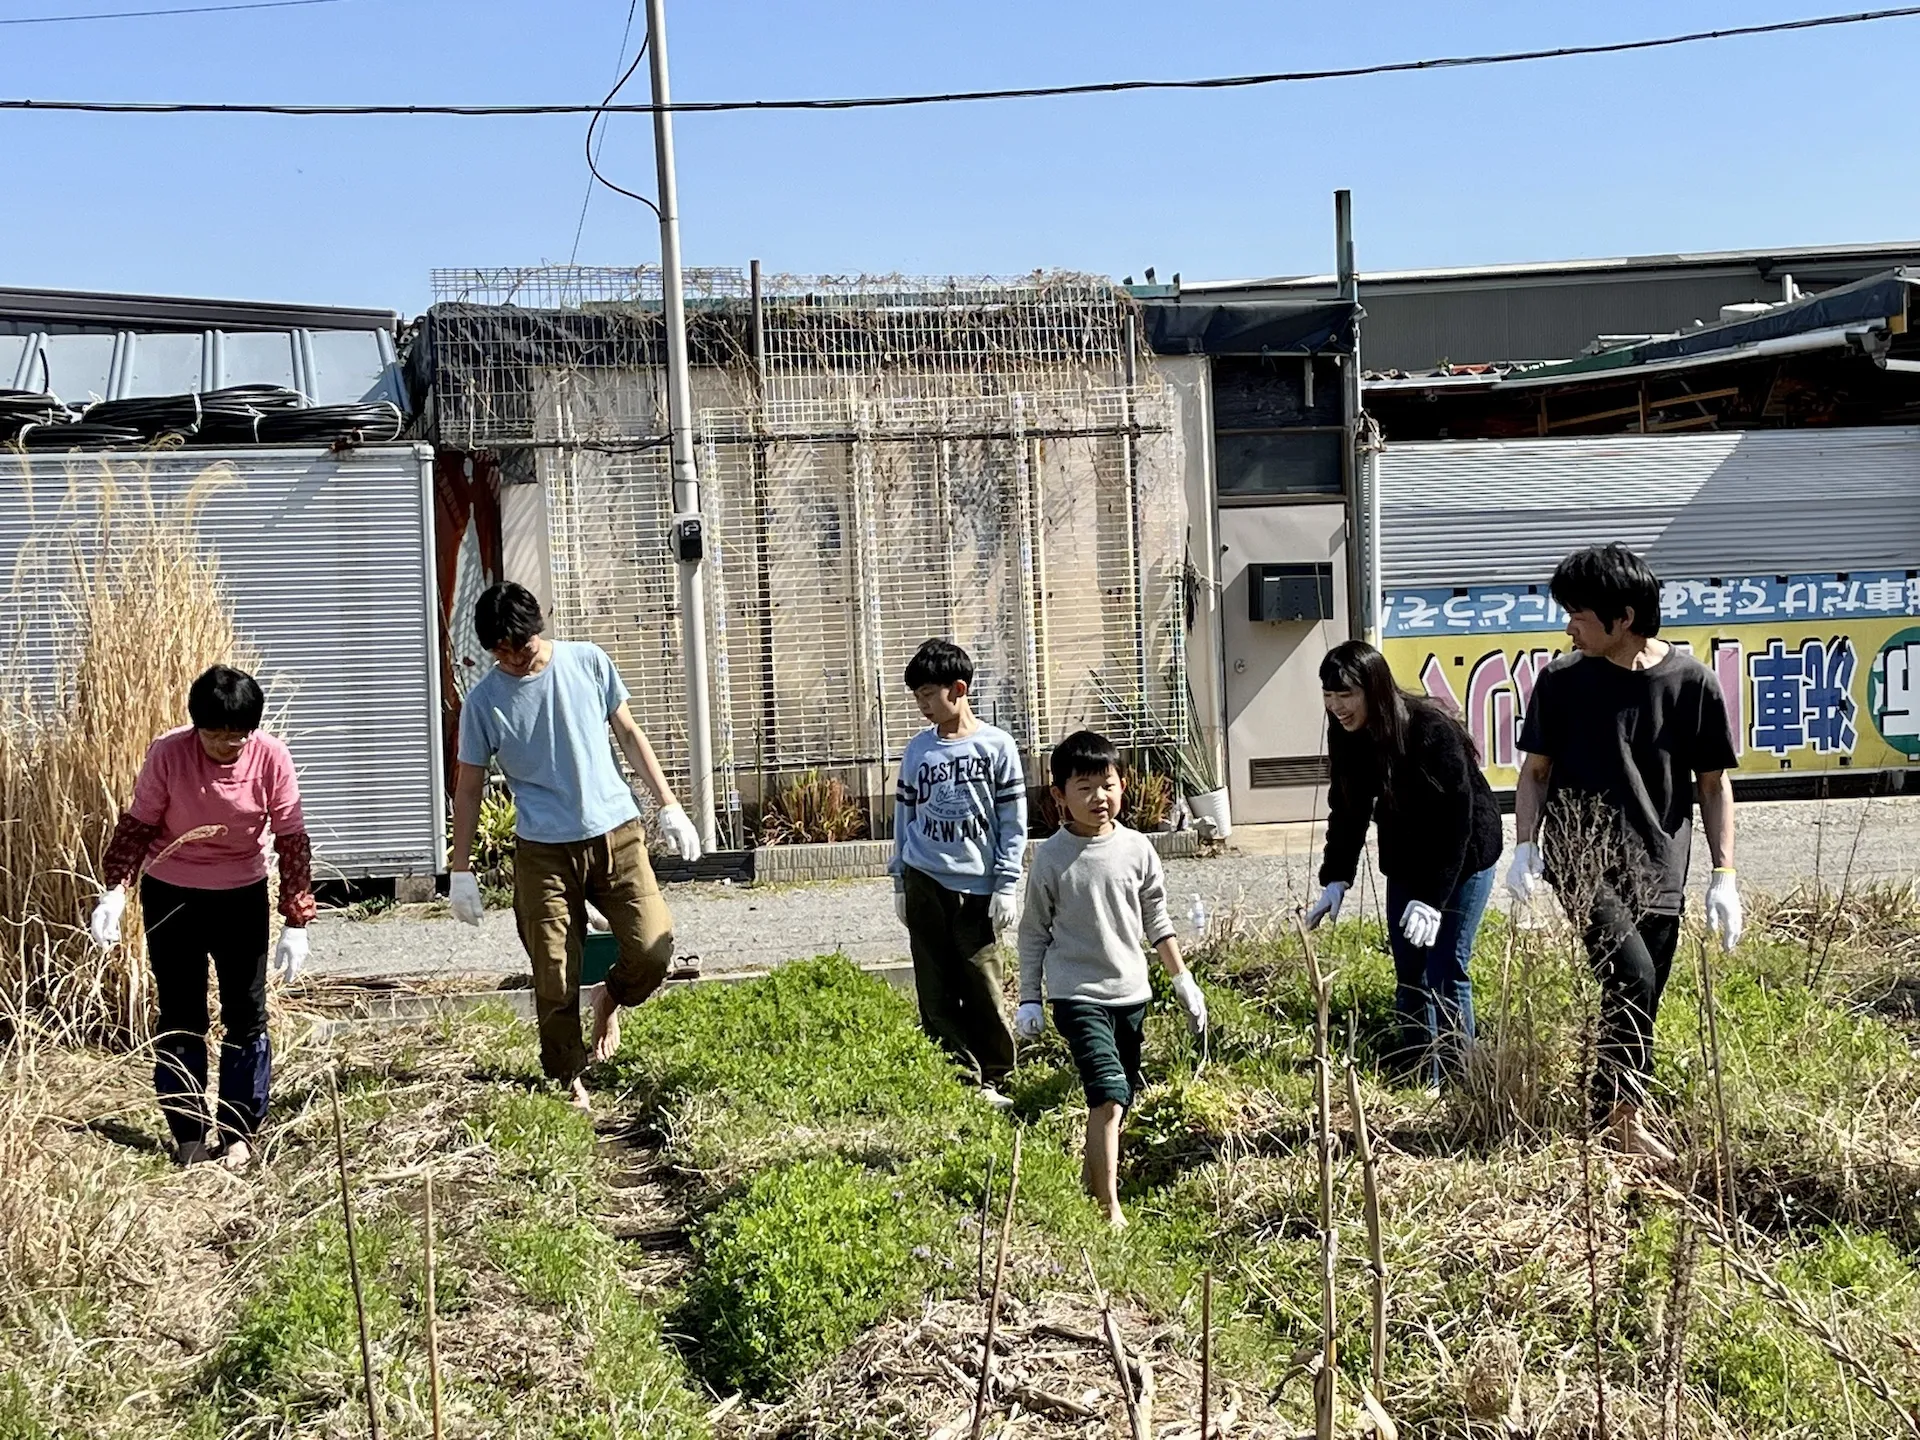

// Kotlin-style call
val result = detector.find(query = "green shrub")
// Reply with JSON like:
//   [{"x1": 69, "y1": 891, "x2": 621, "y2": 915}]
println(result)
[
  {"x1": 465, "y1": 1089, "x2": 599, "y2": 1193},
  {"x1": 487, "y1": 1218, "x2": 612, "y2": 1308},
  {"x1": 221, "y1": 1218, "x2": 403, "y2": 1400},
  {"x1": 609, "y1": 956, "x2": 971, "y2": 1164},
  {"x1": 684, "y1": 1155, "x2": 946, "y2": 1397}
]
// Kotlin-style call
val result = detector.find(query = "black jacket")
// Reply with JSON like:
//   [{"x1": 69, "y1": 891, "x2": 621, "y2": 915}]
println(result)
[{"x1": 1319, "y1": 702, "x2": 1503, "y2": 908}]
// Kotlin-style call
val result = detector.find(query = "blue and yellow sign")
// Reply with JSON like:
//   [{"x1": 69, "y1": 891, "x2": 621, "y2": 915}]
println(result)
[{"x1": 1381, "y1": 573, "x2": 1920, "y2": 785}]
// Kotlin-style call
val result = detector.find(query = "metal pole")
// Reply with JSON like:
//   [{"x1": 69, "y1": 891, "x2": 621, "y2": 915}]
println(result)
[{"x1": 647, "y1": 0, "x2": 717, "y2": 851}]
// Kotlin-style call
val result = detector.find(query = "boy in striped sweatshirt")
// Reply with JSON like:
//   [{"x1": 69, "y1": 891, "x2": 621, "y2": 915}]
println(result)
[{"x1": 890, "y1": 639, "x2": 1027, "y2": 1108}]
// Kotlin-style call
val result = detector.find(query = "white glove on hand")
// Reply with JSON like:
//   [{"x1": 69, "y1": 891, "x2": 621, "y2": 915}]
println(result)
[
  {"x1": 1400, "y1": 899, "x2": 1443, "y2": 950},
  {"x1": 1305, "y1": 881, "x2": 1348, "y2": 930},
  {"x1": 656, "y1": 803, "x2": 703, "y2": 862},
  {"x1": 1015, "y1": 1001, "x2": 1045, "y2": 1039},
  {"x1": 89, "y1": 885, "x2": 127, "y2": 949},
  {"x1": 1171, "y1": 971, "x2": 1208, "y2": 1037},
  {"x1": 1706, "y1": 868, "x2": 1743, "y2": 951},
  {"x1": 273, "y1": 926, "x2": 309, "y2": 983},
  {"x1": 449, "y1": 870, "x2": 485, "y2": 927},
  {"x1": 1506, "y1": 842, "x2": 1544, "y2": 904},
  {"x1": 893, "y1": 888, "x2": 908, "y2": 926},
  {"x1": 988, "y1": 888, "x2": 1020, "y2": 935}
]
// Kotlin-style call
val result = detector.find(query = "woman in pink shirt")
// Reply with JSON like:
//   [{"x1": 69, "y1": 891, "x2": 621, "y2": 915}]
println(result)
[{"x1": 89, "y1": 665, "x2": 315, "y2": 1170}]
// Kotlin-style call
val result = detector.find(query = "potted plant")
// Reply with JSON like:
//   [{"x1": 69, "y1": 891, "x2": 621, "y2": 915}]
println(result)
[{"x1": 1175, "y1": 679, "x2": 1231, "y2": 839}]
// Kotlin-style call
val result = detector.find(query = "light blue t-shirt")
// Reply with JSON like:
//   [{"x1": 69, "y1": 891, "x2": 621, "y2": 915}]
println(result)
[{"x1": 457, "y1": 640, "x2": 642, "y2": 845}]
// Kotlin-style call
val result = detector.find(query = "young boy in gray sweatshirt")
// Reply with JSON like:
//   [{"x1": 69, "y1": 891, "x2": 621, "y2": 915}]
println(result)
[
  {"x1": 890, "y1": 639, "x2": 1028, "y2": 1106},
  {"x1": 1016, "y1": 729, "x2": 1207, "y2": 1227}
]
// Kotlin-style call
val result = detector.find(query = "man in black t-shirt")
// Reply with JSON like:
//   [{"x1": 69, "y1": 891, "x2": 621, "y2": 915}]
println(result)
[{"x1": 1509, "y1": 543, "x2": 1742, "y2": 1163}]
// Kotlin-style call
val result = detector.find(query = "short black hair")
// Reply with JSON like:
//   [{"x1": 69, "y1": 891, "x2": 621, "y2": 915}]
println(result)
[
  {"x1": 1049, "y1": 729, "x2": 1122, "y2": 790},
  {"x1": 475, "y1": 582, "x2": 547, "y2": 652},
  {"x1": 904, "y1": 638, "x2": 972, "y2": 691},
  {"x1": 1550, "y1": 543, "x2": 1663, "y2": 638},
  {"x1": 187, "y1": 665, "x2": 265, "y2": 732}
]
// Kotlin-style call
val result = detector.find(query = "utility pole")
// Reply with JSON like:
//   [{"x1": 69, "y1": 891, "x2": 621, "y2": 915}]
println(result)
[
  {"x1": 1335, "y1": 189, "x2": 1375, "y2": 643},
  {"x1": 646, "y1": 0, "x2": 717, "y2": 852}
]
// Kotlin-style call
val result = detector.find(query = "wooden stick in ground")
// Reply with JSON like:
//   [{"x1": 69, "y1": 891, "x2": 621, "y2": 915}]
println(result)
[
  {"x1": 976, "y1": 1152, "x2": 996, "y2": 1298},
  {"x1": 1345, "y1": 1058, "x2": 1389, "y2": 1407},
  {"x1": 1295, "y1": 915, "x2": 1338, "y2": 1440},
  {"x1": 968, "y1": 1128, "x2": 1022, "y2": 1440},
  {"x1": 1696, "y1": 937, "x2": 1741, "y2": 1252},
  {"x1": 423, "y1": 1171, "x2": 444, "y2": 1440},
  {"x1": 329, "y1": 1069, "x2": 384, "y2": 1440},
  {"x1": 1201, "y1": 1268, "x2": 1213, "y2": 1440},
  {"x1": 1083, "y1": 1249, "x2": 1147, "y2": 1440}
]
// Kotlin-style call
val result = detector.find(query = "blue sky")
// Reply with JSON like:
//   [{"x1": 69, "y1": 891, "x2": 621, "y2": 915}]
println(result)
[{"x1": 2, "y1": 0, "x2": 1917, "y2": 316}]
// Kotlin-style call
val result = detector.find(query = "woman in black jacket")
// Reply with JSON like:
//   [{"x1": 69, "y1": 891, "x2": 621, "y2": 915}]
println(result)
[{"x1": 1306, "y1": 640, "x2": 1503, "y2": 1086}]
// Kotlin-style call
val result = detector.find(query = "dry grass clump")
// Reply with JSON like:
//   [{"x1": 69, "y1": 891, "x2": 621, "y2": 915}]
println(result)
[
  {"x1": 0, "y1": 457, "x2": 242, "y2": 1040},
  {"x1": 758, "y1": 768, "x2": 868, "y2": 845}
]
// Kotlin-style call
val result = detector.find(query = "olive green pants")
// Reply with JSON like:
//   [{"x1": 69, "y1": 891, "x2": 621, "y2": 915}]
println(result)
[
  {"x1": 513, "y1": 819, "x2": 673, "y2": 1082},
  {"x1": 902, "y1": 867, "x2": 1015, "y2": 1087}
]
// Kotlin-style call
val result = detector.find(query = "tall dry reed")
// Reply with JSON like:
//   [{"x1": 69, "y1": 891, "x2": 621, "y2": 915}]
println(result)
[{"x1": 0, "y1": 455, "x2": 243, "y2": 1041}]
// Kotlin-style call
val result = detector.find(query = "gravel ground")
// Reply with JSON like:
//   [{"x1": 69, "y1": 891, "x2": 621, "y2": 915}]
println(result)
[{"x1": 308, "y1": 795, "x2": 1920, "y2": 982}]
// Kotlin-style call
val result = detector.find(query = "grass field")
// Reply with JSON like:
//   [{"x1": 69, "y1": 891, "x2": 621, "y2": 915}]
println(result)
[{"x1": 5, "y1": 885, "x2": 1920, "y2": 1439}]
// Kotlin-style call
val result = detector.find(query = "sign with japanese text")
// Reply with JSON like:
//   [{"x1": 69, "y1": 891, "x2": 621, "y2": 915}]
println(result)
[{"x1": 1381, "y1": 574, "x2": 1920, "y2": 786}]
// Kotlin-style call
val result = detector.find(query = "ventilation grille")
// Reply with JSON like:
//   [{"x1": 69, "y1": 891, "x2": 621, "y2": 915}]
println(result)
[{"x1": 1248, "y1": 755, "x2": 1332, "y2": 789}]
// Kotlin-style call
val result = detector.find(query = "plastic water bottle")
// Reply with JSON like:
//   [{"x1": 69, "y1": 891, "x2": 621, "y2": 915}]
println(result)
[{"x1": 1188, "y1": 893, "x2": 1208, "y2": 938}]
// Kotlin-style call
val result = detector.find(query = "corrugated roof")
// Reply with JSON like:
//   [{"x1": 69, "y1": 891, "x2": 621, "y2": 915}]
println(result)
[{"x1": 0, "y1": 327, "x2": 404, "y2": 409}]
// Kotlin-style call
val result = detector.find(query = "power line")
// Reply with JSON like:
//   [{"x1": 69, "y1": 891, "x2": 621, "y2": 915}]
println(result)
[
  {"x1": 0, "y1": 0, "x2": 345, "y2": 26},
  {"x1": 0, "y1": 6, "x2": 1915, "y2": 113},
  {"x1": 569, "y1": 0, "x2": 644, "y2": 266}
]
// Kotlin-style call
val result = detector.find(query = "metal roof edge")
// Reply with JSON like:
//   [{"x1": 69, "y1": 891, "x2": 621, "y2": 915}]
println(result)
[
  {"x1": 0, "y1": 286, "x2": 399, "y2": 334},
  {"x1": 1180, "y1": 240, "x2": 1920, "y2": 295}
]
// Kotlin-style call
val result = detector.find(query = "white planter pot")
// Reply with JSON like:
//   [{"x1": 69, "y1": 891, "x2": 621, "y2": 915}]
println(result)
[{"x1": 1185, "y1": 787, "x2": 1232, "y2": 840}]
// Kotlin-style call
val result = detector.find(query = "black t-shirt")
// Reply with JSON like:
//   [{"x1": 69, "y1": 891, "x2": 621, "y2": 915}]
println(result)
[{"x1": 1516, "y1": 649, "x2": 1737, "y2": 915}]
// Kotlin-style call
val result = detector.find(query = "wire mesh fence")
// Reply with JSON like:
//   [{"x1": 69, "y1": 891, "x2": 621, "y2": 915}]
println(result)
[{"x1": 430, "y1": 268, "x2": 1190, "y2": 839}]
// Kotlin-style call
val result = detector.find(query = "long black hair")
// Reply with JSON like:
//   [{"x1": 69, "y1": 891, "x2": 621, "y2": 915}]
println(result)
[{"x1": 1319, "y1": 640, "x2": 1477, "y2": 804}]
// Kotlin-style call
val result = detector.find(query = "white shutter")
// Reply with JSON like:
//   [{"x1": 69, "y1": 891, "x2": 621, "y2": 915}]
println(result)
[
  {"x1": 0, "y1": 444, "x2": 444, "y2": 877},
  {"x1": 1380, "y1": 427, "x2": 1920, "y2": 587}
]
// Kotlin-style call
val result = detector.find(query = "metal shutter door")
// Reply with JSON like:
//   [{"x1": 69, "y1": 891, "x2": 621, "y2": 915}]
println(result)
[
  {"x1": 1379, "y1": 427, "x2": 1920, "y2": 587},
  {"x1": 0, "y1": 444, "x2": 444, "y2": 878}
]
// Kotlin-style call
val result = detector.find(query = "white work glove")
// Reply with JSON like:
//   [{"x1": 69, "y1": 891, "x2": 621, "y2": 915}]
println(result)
[
  {"x1": 1705, "y1": 868, "x2": 1743, "y2": 951},
  {"x1": 1015, "y1": 1001, "x2": 1045, "y2": 1039},
  {"x1": 988, "y1": 888, "x2": 1020, "y2": 935},
  {"x1": 656, "y1": 803, "x2": 703, "y2": 862},
  {"x1": 893, "y1": 887, "x2": 908, "y2": 926},
  {"x1": 273, "y1": 926, "x2": 309, "y2": 983},
  {"x1": 449, "y1": 870, "x2": 485, "y2": 927},
  {"x1": 1506, "y1": 842, "x2": 1544, "y2": 904},
  {"x1": 89, "y1": 885, "x2": 127, "y2": 948},
  {"x1": 1170, "y1": 971, "x2": 1208, "y2": 1036},
  {"x1": 1305, "y1": 881, "x2": 1348, "y2": 930},
  {"x1": 1400, "y1": 899, "x2": 1442, "y2": 950}
]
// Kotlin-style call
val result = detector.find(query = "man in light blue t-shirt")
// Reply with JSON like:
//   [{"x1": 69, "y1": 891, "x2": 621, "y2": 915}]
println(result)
[{"x1": 449, "y1": 583, "x2": 701, "y2": 1107}]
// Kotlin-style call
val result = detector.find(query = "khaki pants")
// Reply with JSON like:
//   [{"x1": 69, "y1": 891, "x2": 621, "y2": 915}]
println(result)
[{"x1": 513, "y1": 819, "x2": 674, "y2": 1082}]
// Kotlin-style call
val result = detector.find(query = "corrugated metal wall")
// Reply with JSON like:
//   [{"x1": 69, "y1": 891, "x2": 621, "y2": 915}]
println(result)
[
  {"x1": 0, "y1": 445, "x2": 444, "y2": 878},
  {"x1": 1379, "y1": 427, "x2": 1920, "y2": 586}
]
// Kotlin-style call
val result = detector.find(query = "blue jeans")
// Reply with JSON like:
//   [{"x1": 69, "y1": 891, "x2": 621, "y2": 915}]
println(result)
[{"x1": 1384, "y1": 865, "x2": 1495, "y2": 1088}]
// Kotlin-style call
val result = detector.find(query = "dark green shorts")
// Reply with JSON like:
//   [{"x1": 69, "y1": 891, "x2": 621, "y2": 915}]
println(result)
[{"x1": 1052, "y1": 998, "x2": 1148, "y2": 1111}]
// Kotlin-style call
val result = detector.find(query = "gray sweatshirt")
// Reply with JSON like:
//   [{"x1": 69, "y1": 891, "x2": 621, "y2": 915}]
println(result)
[{"x1": 1017, "y1": 825, "x2": 1175, "y2": 1006}]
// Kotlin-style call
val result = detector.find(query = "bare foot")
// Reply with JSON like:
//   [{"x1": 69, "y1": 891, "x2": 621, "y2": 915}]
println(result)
[
  {"x1": 1609, "y1": 1103, "x2": 1677, "y2": 1165},
  {"x1": 1106, "y1": 1206, "x2": 1130, "y2": 1231},
  {"x1": 569, "y1": 1077, "x2": 594, "y2": 1112},
  {"x1": 589, "y1": 984, "x2": 622, "y2": 1063},
  {"x1": 220, "y1": 1138, "x2": 253, "y2": 1173}
]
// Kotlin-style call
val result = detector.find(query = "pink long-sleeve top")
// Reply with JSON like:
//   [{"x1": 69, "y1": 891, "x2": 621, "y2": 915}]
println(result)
[{"x1": 101, "y1": 727, "x2": 315, "y2": 923}]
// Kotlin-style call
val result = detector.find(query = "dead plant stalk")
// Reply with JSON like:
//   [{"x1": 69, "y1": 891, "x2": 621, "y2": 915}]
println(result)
[
  {"x1": 969, "y1": 1126, "x2": 1021, "y2": 1440},
  {"x1": 330, "y1": 1069, "x2": 384, "y2": 1440},
  {"x1": 1295, "y1": 914, "x2": 1338, "y2": 1440}
]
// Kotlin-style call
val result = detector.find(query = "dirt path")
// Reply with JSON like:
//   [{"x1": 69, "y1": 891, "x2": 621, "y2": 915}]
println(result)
[{"x1": 308, "y1": 795, "x2": 1920, "y2": 982}]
